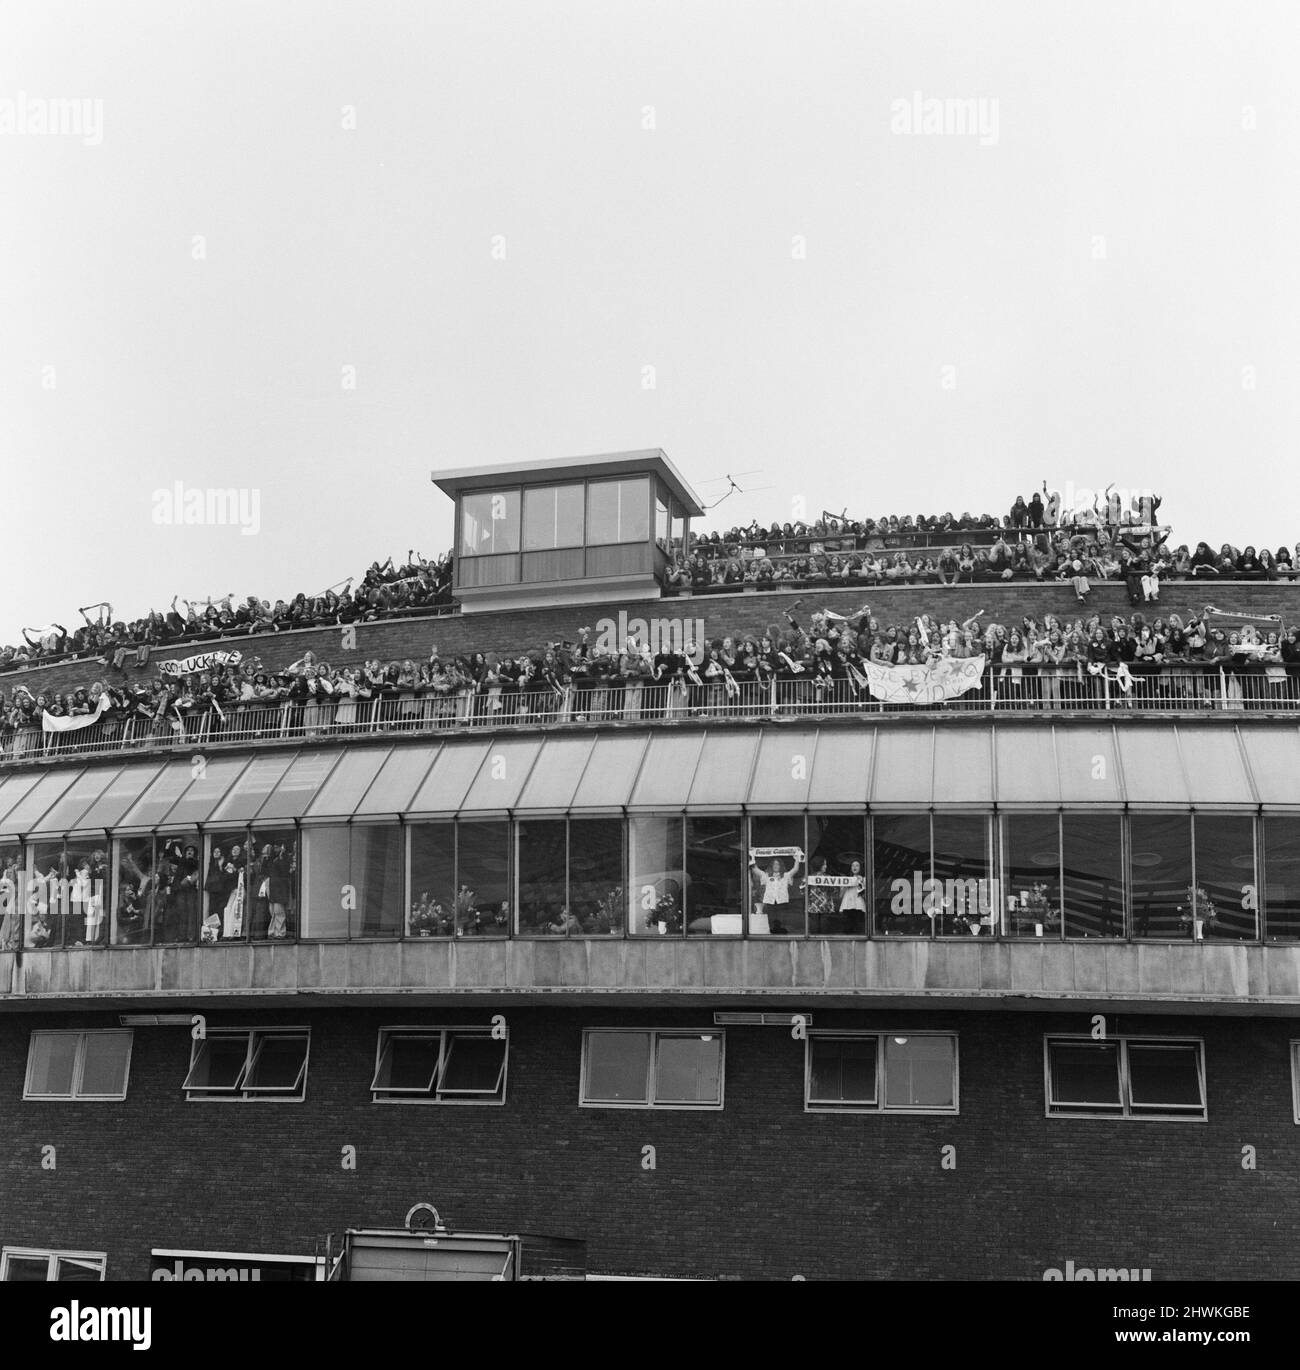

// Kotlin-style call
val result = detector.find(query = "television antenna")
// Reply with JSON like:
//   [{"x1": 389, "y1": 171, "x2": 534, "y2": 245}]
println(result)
[{"x1": 698, "y1": 470, "x2": 774, "y2": 510}]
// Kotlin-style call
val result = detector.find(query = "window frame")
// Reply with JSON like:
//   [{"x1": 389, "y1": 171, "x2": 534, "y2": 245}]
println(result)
[
  {"x1": 183, "y1": 1028, "x2": 310, "y2": 1103},
  {"x1": 370, "y1": 1026, "x2": 508, "y2": 1105},
  {"x1": 24, "y1": 1029, "x2": 133, "y2": 1101},
  {"x1": 579, "y1": 1028, "x2": 725, "y2": 1110},
  {"x1": 1044, "y1": 1034, "x2": 1207, "y2": 1122},
  {"x1": 1291, "y1": 1042, "x2": 1300, "y2": 1124},
  {"x1": 0, "y1": 1247, "x2": 107, "y2": 1281},
  {"x1": 804, "y1": 1031, "x2": 959, "y2": 1115}
]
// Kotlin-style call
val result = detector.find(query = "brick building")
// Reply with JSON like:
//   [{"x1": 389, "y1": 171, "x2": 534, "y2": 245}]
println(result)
[{"x1": 1, "y1": 451, "x2": 1297, "y2": 1281}]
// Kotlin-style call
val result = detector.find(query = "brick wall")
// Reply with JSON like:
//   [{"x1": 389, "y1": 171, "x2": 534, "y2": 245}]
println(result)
[
  {"x1": 6, "y1": 581, "x2": 1295, "y2": 699},
  {"x1": 0, "y1": 1005, "x2": 1294, "y2": 1280}
]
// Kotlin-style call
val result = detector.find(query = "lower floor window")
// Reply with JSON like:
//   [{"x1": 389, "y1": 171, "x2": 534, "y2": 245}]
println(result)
[
  {"x1": 806, "y1": 1033, "x2": 958, "y2": 1112},
  {"x1": 1045, "y1": 1036, "x2": 1206, "y2": 1119},
  {"x1": 183, "y1": 1029, "x2": 310, "y2": 1100},
  {"x1": 371, "y1": 1028, "x2": 508, "y2": 1103},
  {"x1": 1, "y1": 1247, "x2": 106, "y2": 1281},
  {"x1": 581, "y1": 1029, "x2": 724, "y2": 1108}
]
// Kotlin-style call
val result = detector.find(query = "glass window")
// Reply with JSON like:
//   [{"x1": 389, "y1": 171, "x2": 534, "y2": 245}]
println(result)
[
  {"x1": 0, "y1": 844, "x2": 20, "y2": 950},
  {"x1": 371, "y1": 1028, "x2": 508, "y2": 1103},
  {"x1": 1130, "y1": 814, "x2": 1193, "y2": 940},
  {"x1": 461, "y1": 489, "x2": 521, "y2": 556},
  {"x1": 146, "y1": 833, "x2": 203, "y2": 945},
  {"x1": 873, "y1": 813, "x2": 930, "y2": 937},
  {"x1": 806, "y1": 1033, "x2": 957, "y2": 1112},
  {"x1": 931, "y1": 814, "x2": 992, "y2": 937},
  {"x1": 1264, "y1": 817, "x2": 1300, "y2": 941},
  {"x1": 1001, "y1": 814, "x2": 1061, "y2": 939},
  {"x1": 299, "y1": 828, "x2": 350, "y2": 938},
  {"x1": 184, "y1": 1030, "x2": 309, "y2": 1101},
  {"x1": 1061, "y1": 813, "x2": 1124, "y2": 939},
  {"x1": 455, "y1": 821, "x2": 510, "y2": 936},
  {"x1": 581, "y1": 1029, "x2": 723, "y2": 1108},
  {"x1": 627, "y1": 815, "x2": 683, "y2": 935},
  {"x1": 350, "y1": 825, "x2": 404, "y2": 937},
  {"x1": 1046, "y1": 1037, "x2": 1205, "y2": 1119},
  {"x1": 804, "y1": 815, "x2": 867, "y2": 935},
  {"x1": 113, "y1": 837, "x2": 154, "y2": 945},
  {"x1": 686, "y1": 817, "x2": 744, "y2": 936},
  {"x1": 568, "y1": 819, "x2": 624, "y2": 935},
  {"x1": 409, "y1": 822, "x2": 455, "y2": 936},
  {"x1": 1292, "y1": 1043, "x2": 1300, "y2": 1123},
  {"x1": 517, "y1": 819, "x2": 568, "y2": 934},
  {"x1": 523, "y1": 484, "x2": 585, "y2": 551},
  {"x1": 1192, "y1": 814, "x2": 1256, "y2": 941},
  {"x1": 1, "y1": 1249, "x2": 106, "y2": 1282},
  {"x1": 655, "y1": 495, "x2": 670, "y2": 552},
  {"x1": 245, "y1": 829, "x2": 298, "y2": 940},
  {"x1": 586, "y1": 478, "x2": 650, "y2": 545},
  {"x1": 748, "y1": 816, "x2": 806, "y2": 935},
  {"x1": 25, "y1": 1030, "x2": 131, "y2": 1100}
]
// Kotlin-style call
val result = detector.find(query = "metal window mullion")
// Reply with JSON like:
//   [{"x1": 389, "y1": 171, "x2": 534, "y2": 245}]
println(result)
[{"x1": 235, "y1": 1032, "x2": 260, "y2": 1094}]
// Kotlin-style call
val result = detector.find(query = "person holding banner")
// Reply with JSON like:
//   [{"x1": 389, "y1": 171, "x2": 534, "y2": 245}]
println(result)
[{"x1": 749, "y1": 849, "x2": 803, "y2": 935}]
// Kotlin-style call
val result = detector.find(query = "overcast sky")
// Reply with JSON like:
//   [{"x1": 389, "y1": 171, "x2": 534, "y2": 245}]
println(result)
[{"x1": 3, "y1": 0, "x2": 1297, "y2": 635}]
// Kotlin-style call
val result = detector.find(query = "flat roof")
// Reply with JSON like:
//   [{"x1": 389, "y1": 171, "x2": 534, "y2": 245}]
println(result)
[{"x1": 431, "y1": 449, "x2": 705, "y2": 517}]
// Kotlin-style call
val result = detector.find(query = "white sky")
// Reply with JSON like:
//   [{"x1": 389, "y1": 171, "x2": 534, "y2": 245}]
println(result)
[{"x1": 3, "y1": 0, "x2": 1297, "y2": 634}]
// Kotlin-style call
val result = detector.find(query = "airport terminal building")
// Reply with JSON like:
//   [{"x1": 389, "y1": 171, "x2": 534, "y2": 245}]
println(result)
[{"x1": 1, "y1": 451, "x2": 1298, "y2": 1281}]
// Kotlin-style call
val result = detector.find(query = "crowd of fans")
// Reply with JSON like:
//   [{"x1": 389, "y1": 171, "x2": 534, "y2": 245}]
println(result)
[
  {"x1": 0, "y1": 551, "x2": 453, "y2": 673},
  {"x1": 2, "y1": 597, "x2": 1297, "y2": 756}
]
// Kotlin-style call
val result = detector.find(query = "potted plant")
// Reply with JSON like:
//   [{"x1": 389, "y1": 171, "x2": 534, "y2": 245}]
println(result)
[
  {"x1": 1178, "y1": 885, "x2": 1219, "y2": 941},
  {"x1": 1015, "y1": 883, "x2": 1058, "y2": 937},
  {"x1": 454, "y1": 884, "x2": 478, "y2": 936}
]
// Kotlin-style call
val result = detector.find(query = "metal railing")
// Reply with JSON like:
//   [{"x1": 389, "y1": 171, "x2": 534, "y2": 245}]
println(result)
[{"x1": 4, "y1": 666, "x2": 1298, "y2": 764}]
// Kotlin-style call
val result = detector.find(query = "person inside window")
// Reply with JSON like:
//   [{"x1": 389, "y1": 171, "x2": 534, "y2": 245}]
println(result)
[{"x1": 749, "y1": 851, "x2": 802, "y2": 933}]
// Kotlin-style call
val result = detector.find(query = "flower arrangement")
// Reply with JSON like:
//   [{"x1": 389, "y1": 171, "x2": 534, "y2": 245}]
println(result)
[
  {"x1": 454, "y1": 884, "x2": 478, "y2": 935},
  {"x1": 1178, "y1": 885, "x2": 1218, "y2": 935},
  {"x1": 649, "y1": 890, "x2": 680, "y2": 934},
  {"x1": 409, "y1": 898, "x2": 444, "y2": 937},
  {"x1": 591, "y1": 886, "x2": 623, "y2": 935}
]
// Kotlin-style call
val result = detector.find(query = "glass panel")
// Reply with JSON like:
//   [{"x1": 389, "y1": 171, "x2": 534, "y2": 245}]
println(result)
[
  {"x1": 523, "y1": 484, "x2": 585, "y2": 551},
  {"x1": 516, "y1": 735, "x2": 596, "y2": 812},
  {"x1": 1054, "y1": 728, "x2": 1121, "y2": 805},
  {"x1": 351, "y1": 825, "x2": 404, "y2": 936},
  {"x1": 518, "y1": 819, "x2": 568, "y2": 934},
  {"x1": 689, "y1": 735, "x2": 760, "y2": 810},
  {"x1": 1128, "y1": 1043, "x2": 1202, "y2": 1112},
  {"x1": 1263, "y1": 816, "x2": 1300, "y2": 940},
  {"x1": 994, "y1": 730, "x2": 1059, "y2": 806},
  {"x1": 1049, "y1": 1041, "x2": 1121, "y2": 1110},
  {"x1": 585, "y1": 1031, "x2": 650, "y2": 1103},
  {"x1": 1240, "y1": 728, "x2": 1300, "y2": 807},
  {"x1": 26, "y1": 842, "x2": 66, "y2": 949},
  {"x1": 54, "y1": 1259, "x2": 104, "y2": 1282},
  {"x1": 256, "y1": 752, "x2": 344, "y2": 822},
  {"x1": 655, "y1": 1035, "x2": 722, "y2": 1104},
  {"x1": 409, "y1": 823, "x2": 455, "y2": 936},
  {"x1": 246, "y1": 830, "x2": 297, "y2": 940},
  {"x1": 748, "y1": 729, "x2": 819, "y2": 809},
  {"x1": 243, "y1": 1035, "x2": 307, "y2": 1092},
  {"x1": 456, "y1": 821, "x2": 510, "y2": 935},
  {"x1": 685, "y1": 816, "x2": 744, "y2": 936},
  {"x1": 461, "y1": 489, "x2": 520, "y2": 556},
  {"x1": 159, "y1": 757, "x2": 250, "y2": 829},
  {"x1": 300, "y1": 826, "x2": 350, "y2": 938},
  {"x1": 1130, "y1": 813, "x2": 1193, "y2": 939},
  {"x1": 71, "y1": 763, "x2": 165, "y2": 832},
  {"x1": 1062, "y1": 813, "x2": 1124, "y2": 939},
  {"x1": 117, "y1": 762, "x2": 194, "y2": 829},
  {"x1": 154, "y1": 834, "x2": 202, "y2": 944},
  {"x1": 628, "y1": 734, "x2": 704, "y2": 810},
  {"x1": 0, "y1": 772, "x2": 49, "y2": 832},
  {"x1": 804, "y1": 815, "x2": 867, "y2": 935},
  {"x1": 586, "y1": 477, "x2": 649, "y2": 545},
  {"x1": 873, "y1": 813, "x2": 930, "y2": 936},
  {"x1": 934, "y1": 732, "x2": 992, "y2": 805},
  {"x1": 353, "y1": 746, "x2": 440, "y2": 818},
  {"x1": 79, "y1": 1033, "x2": 131, "y2": 1096},
  {"x1": 62, "y1": 840, "x2": 109, "y2": 947},
  {"x1": 4, "y1": 1256, "x2": 52, "y2": 1281},
  {"x1": 113, "y1": 837, "x2": 153, "y2": 945},
  {"x1": 440, "y1": 1036, "x2": 506, "y2": 1094},
  {"x1": 931, "y1": 814, "x2": 991, "y2": 937},
  {"x1": 184, "y1": 1036, "x2": 248, "y2": 1092},
  {"x1": 304, "y1": 749, "x2": 390, "y2": 819},
  {"x1": 0, "y1": 844, "x2": 21, "y2": 950},
  {"x1": 869, "y1": 732, "x2": 931, "y2": 807},
  {"x1": 375, "y1": 1035, "x2": 440, "y2": 1092},
  {"x1": 4, "y1": 771, "x2": 83, "y2": 834},
  {"x1": 459, "y1": 737, "x2": 543, "y2": 814},
  {"x1": 25, "y1": 768, "x2": 120, "y2": 837},
  {"x1": 1193, "y1": 814, "x2": 1256, "y2": 941},
  {"x1": 1002, "y1": 814, "x2": 1061, "y2": 939},
  {"x1": 207, "y1": 753, "x2": 294, "y2": 824},
  {"x1": 627, "y1": 815, "x2": 683, "y2": 935},
  {"x1": 884, "y1": 1035, "x2": 955, "y2": 1109},
  {"x1": 748, "y1": 816, "x2": 806, "y2": 935},
  {"x1": 1181, "y1": 731, "x2": 1255, "y2": 806},
  {"x1": 28, "y1": 1032, "x2": 77, "y2": 1095},
  {"x1": 568, "y1": 818, "x2": 624, "y2": 935},
  {"x1": 1119, "y1": 729, "x2": 1190, "y2": 805},
  {"x1": 809, "y1": 1037, "x2": 877, "y2": 1104},
  {"x1": 655, "y1": 494, "x2": 669, "y2": 552},
  {"x1": 570, "y1": 735, "x2": 648, "y2": 811}
]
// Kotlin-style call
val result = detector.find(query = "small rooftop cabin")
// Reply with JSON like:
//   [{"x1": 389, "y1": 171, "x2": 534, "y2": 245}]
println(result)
[{"x1": 433, "y1": 450, "x2": 704, "y2": 613}]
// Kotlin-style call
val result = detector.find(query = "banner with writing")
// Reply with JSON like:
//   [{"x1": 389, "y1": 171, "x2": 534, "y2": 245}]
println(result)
[
  {"x1": 158, "y1": 649, "x2": 243, "y2": 678},
  {"x1": 861, "y1": 654, "x2": 986, "y2": 705}
]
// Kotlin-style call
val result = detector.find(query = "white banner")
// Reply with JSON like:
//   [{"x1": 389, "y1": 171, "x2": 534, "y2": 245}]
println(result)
[
  {"x1": 158, "y1": 649, "x2": 243, "y2": 678},
  {"x1": 862, "y1": 654, "x2": 986, "y2": 705},
  {"x1": 750, "y1": 846, "x2": 803, "y2": 860},
  {"x1": 805, "y1": 874, "x2": 861, "y2": 888},
  {"x1": 42, "y1": 694, "x2": 111, "y2": 733}
]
